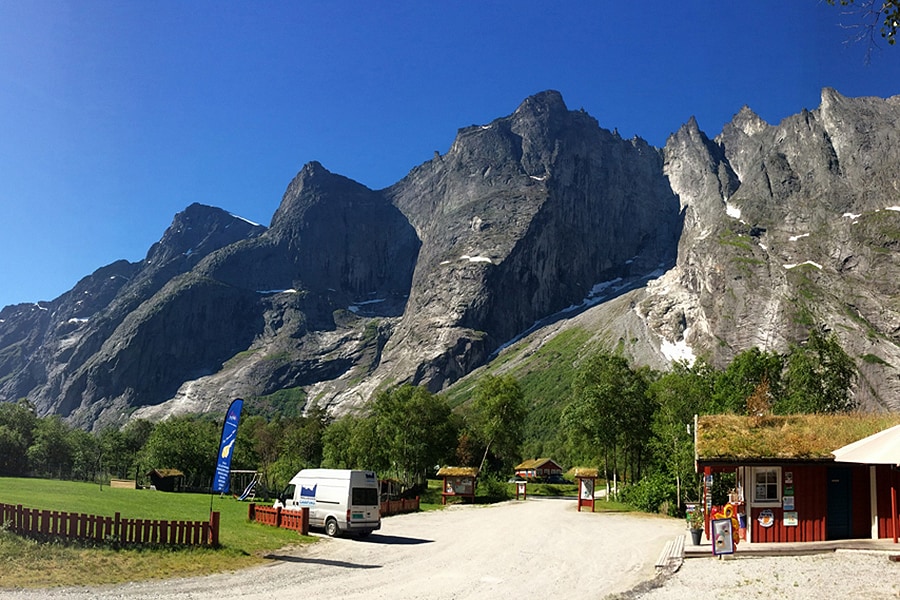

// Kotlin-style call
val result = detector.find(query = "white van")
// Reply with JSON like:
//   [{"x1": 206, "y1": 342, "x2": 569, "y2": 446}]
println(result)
[{"x1": 283, "y1": 469, "x2": 381, "y2": 537}]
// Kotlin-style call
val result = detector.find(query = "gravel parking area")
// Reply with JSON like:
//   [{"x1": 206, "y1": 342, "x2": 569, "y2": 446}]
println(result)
[
  {"x1": 0, "y1": 498, "x2": 683, "y2": 600},
  {"x1": 2, "y1": 498, "x2": 896, "y2": 600}
]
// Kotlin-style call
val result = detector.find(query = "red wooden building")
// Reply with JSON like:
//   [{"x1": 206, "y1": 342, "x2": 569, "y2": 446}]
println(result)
[
  {"x1": 514, "y1": 458, "x2": 564, "y2": 481},
  {"x1": 696, "y1": 414, "x2": 900, "y2": 544}
]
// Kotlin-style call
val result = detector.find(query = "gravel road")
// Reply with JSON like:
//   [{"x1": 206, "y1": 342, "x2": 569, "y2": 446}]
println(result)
[
  {"x1": 0, "y1": 498, "x2": 684, "y2": 600},
  {"x1": 5, "y1": 499, "x2": 895, "y2": 600}
]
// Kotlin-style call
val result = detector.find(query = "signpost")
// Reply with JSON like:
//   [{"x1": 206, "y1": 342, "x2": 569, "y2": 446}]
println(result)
[
  {"x1": 516, "y1": 481, "x2": 527, "y2": 500},
  {"x1": 573, "y1": 467, "x2": 598, "y2": 512}
]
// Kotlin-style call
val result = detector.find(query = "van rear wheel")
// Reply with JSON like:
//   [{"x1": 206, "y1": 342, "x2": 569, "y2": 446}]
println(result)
[{"x1": 325, "y1": 518, "x2": 340, "y2": 537}]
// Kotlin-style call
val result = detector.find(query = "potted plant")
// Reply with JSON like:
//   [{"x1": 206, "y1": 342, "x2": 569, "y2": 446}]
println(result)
[{"x1": 687, "y1": 507, "x2": 704, "y2": 545}]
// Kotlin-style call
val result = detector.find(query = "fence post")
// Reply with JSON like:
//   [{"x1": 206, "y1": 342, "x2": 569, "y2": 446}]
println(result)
[
  {"x1": 275, "y1": 506, "x2": 282, "y2": 529},
  {"x1": 209, "y1": 511, "x2": 220, "y2": 547},
  {"x1": 248, "y1": 503, "x2": 256, "y2": 522},
  {"x1": 302, "y1": 507, "x2": 309, "y2": 535}
]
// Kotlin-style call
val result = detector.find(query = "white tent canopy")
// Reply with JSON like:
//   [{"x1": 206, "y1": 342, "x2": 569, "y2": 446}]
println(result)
[{"x1": 832, "y1": 424, "x2": 900, "y2": 466}]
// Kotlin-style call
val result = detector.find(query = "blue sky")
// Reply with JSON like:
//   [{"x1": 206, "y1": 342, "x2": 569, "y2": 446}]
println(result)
[{"x1": 1, "y1": 1, "x2": 898, "y2": 309}]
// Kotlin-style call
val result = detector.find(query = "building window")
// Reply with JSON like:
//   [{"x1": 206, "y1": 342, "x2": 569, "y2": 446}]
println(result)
[{"x1": 752, "y1": 467, "x2": 781, "y2": 504}]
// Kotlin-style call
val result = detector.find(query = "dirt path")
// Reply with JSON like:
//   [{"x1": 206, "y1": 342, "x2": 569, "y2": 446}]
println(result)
[{"x1": 5, "y1": 498, "x2": 685, "y2": 600}]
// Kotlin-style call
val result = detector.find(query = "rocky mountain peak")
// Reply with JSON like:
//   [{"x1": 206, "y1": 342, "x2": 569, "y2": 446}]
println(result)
[
  {"x1": 729, "y1": 106, "x2": 770, "y2": 137},
  {"x1": 511, "y1": 90, "x2": 568, "y2": 123},
  {"x1": 668, "y1": 115, "x2": 706, "y2": 146},
  {"x1": 269, "y1": 162, "x2": 346, "y2": 231},
  {"x1": 145, "y1": 203, "x2": 265, "y2": 268}
]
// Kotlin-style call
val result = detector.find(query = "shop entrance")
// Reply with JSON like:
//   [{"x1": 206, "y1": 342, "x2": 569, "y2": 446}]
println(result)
[{"x1": 826, "y1": 466, "x2": 852, "y2": 540}]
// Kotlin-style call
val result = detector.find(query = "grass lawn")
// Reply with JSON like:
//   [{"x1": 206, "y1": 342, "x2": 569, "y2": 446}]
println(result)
[{"x1": 0, "y1": 477, "x2": 313, "y2": 588}]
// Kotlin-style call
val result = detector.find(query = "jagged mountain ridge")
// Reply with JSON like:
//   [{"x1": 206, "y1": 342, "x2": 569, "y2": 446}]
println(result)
[{"x1": 0, "y1": 88, "x2": 897, "y2": 429}]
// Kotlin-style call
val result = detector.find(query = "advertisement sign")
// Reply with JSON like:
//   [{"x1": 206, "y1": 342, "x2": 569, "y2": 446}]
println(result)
[
  {"x1": 712, "y1": 518, "x2": 735, "y2": 556},
  {"x1": 758, "y1": 509, "x2": 775, "y2": 528},
  {"x1": 784, "y1": 511, "x2": 798, "y2": 526},
  {"x1": 212, "y1": 398, "x2": 244, "y2": 493},
  {"x1": 783, "y1": 495, "x2": 795, "y2": 511}
]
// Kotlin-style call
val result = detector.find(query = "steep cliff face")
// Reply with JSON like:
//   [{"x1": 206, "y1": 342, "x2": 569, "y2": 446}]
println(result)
[
  {"x1": 375, "y1": 91, "x2": 682, "y2": 395},
  {"x1": 0, "y1": 204, "x2": 266, "y2": 425},
  {"x1": 1, "y1": 88, "x2": 898, "y2": 428},
  {"x1": 638, "y1": 88, "x2": 900, "y2": 409},
  {"x1": 199, "y1": 161, "x2": 419, "y2": 307}
]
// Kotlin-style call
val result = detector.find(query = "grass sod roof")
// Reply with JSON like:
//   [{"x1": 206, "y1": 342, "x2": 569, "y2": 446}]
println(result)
[
  {"x1": 569, "y1": 467, "x2": 599, "y2": 478},
  {"x1": 146, "y1": 468, "x2": 184, "y2": 478},
  {"x1": 696, "y1": 413, "x2": 900, "y2": 462},
  {"x1": 436, "y1": 466, "x2": 479, "y2": 477},
  {"x1": 515, "y1": 458, "x2": 560, "y2": 470}
]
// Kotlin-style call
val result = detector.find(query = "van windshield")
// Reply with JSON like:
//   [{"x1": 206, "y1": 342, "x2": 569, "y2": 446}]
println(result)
[{"x1": 351, "y1": 487, "x2": 378, "y2": 506}]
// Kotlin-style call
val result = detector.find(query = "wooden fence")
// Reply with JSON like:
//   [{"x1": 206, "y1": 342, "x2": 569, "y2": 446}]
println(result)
[
  {"x1": 247, "y1": 497, "x2": 418, "y2": 534},
  {"x1": 0, "y1": 502, "x2": 220, "y2": 547},
  {"x1": 381, "y1": 497, "x2": 419, "y2": 516},
  {"x1": 248, "y1": 504, "x2": 309, "y2": 534}
]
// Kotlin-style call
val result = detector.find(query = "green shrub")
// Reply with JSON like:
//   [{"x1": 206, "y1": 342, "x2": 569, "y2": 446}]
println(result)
[
  {"x1": 620, "y1": 473, "x2": 675, "y2": 514},
  {"x1": 476, "y1": 475, "x2": 512, "y2": 502}
]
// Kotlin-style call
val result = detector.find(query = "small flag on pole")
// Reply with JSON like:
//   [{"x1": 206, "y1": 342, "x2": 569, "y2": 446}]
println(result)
[{"x1": 212, "y1": 398, "x2": 243, "y2": 493}]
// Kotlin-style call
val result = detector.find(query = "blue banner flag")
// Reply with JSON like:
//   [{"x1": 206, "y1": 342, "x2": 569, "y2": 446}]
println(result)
[{"x1": 212, "y1": 398, "x2": 243, "y2": 493}]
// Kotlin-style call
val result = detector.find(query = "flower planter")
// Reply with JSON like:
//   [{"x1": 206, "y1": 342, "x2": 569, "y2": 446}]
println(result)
[{"x1": 690, "y1": 528, "x2": 703, "y2": 546}]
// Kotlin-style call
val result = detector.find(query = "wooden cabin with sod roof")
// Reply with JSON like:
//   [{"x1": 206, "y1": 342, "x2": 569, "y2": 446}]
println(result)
[
  {"x1": 514, "y1": 458, "x2": 564, "y2": 481},
  {"x1": 695, "y1": 413, "x2": 900, "y2": 544}
]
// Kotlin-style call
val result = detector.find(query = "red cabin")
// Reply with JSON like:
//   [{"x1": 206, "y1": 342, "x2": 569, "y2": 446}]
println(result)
[
  {"x1": 515, "y1": 458, "x2": 564, "y2": 481},
  {"x1": 695, "y1": 414, "x2": 900, "y2": 544}
]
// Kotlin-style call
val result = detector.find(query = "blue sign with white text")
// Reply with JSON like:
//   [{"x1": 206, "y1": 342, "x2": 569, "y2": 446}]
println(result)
[
  {"x1": 212, "y1": 398, "x2": 243, "y2": 493},
  {"x1": 299, "y1": 483, "x2": 317, "y2": 507}
]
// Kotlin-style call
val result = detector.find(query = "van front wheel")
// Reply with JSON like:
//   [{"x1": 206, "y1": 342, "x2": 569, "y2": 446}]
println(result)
[{"x1": 325, "y1": 518, "x2": 340, "y2": 537}]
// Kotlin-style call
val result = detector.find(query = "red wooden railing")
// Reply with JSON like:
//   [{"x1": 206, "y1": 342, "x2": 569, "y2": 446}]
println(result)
[
  {"x1": 381, "y1": 497, "x2": 419, "y2": 516},
  {"x1": 247, "y1": 497, "x2": 418, "y2": 533},
  {"x1": 0, "y1": 502, "x2": 220, "y2": 547},
  {"x1": 248, "y1": 504, "x2": 309, "y2": 534}
]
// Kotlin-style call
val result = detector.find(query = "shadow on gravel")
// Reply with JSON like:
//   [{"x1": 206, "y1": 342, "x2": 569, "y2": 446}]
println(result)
[
  {"x1": 263, "y1": 555, "x2": 381, "y2": 569},
  {"x1": 362, "y1": 534, "x2": 434, "y2": 545}
]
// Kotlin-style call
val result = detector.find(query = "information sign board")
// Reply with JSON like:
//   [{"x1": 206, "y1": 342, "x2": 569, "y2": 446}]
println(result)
[{"x1": 712, "y1": 518, "x2": 735, "y2": 556}]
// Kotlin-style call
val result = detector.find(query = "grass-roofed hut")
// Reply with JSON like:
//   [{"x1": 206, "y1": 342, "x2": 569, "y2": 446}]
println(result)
[
  {"x1": 436, "y1": 467, "x2": 479, "y2": 505},
  {"x1": 146, "y1": 468, "x2": 184, "y2": 492},
  {"x1": 695, "y1": 413, "x2": 900, "y2": 544},
  {"x1": 572, "y1": 467, "x2": 599, "y2": 512}
]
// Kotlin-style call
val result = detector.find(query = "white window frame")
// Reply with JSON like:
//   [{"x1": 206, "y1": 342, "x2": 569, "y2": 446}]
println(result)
[{"x1": 750, "y1": 466, "x2": 781, "y2": 506}]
